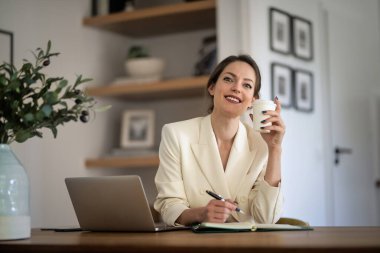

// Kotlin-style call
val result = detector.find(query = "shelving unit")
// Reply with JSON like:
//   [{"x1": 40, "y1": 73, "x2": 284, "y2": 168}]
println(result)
[
  {"x1": 86, "y1": 75, "x2": 209, "y2": 100},
  {"x1": 85, "y1": 155, "x2": 159, "y2": 169},
  {"x1": 83, "y1": 0, "x2": 216, "y2": 37},
  {"x1": 83, "y1": 0, "x2": 216, "y2": 169}
]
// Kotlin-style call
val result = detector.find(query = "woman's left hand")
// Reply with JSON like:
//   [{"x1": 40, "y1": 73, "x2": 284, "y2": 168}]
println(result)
[{"x1": 252, "y1": 97, "x2": 286, "y2": 149}]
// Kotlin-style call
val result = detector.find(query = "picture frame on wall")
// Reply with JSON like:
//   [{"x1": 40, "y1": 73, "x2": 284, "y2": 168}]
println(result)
[
  {"x1": 292, "y1": 16, "x2": 313, "y2": 61},
  {"x1": 120, "y1": 110, "x2": 155, "y2": 149},
  {"x1": 294, "y1": 69, "x2": 314, "y2": 112},
  {"x1": 271, "y1": 63, "x2": 293, "y2": 108},
  {"x1": 269, "y1": 8, "x2": 292, "y2": 55},
  {"x1": 0, "y1": 29, "x2": 13, "y2": 65}
]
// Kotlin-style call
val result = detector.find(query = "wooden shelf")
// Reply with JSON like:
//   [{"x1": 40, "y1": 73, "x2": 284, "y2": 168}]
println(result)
[
  {"x1": 85, "y1": 155, "x2": 159, "y2": 169},
  {"x1": 86, "y1": 75, "x2": 208, "y2": 100},
  {"x1": 83, "y1": 0, "x2": 216, "y2": 37}
]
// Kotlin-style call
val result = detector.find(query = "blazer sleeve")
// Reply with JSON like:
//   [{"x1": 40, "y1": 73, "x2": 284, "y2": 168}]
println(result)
[
  {"x1": 154, "y1": 124, "x2": 189, "y2": 226},
  {"x1": 248, "y1": 166, "x2": 283, "y2": 224}
]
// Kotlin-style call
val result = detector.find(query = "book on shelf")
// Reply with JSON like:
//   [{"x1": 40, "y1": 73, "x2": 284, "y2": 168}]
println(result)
[{"x1": 192, "y1": 221, "x2": 313, "y2": 233}]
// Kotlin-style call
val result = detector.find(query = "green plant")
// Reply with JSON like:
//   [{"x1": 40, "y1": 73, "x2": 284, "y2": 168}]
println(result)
[
  {"x1": 127, "y1": 45, "x2": 149, "y2": 59},
  {"x1": 0, "y1": 41, "x2": 105, "y2": 144}
]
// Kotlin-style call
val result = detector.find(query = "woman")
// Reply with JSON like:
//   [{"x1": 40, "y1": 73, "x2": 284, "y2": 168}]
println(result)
[{"x1": 154, "y1": 55, "x2": 285, "y2": 226}]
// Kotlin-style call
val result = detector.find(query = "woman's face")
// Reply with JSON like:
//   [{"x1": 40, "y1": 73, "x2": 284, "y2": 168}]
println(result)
[{"x1": 208, "y1": 61, "x2": 256, "y2": 118}]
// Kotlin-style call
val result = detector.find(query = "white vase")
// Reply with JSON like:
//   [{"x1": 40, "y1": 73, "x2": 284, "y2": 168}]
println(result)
[{"x1": 0, "y1": 144, "x2": 30, "y2": 240}]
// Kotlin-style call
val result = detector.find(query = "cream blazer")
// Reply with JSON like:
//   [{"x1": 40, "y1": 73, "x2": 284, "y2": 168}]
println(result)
[{"x1": 154, "y1": 115, "x2": 283, "y2": 226}]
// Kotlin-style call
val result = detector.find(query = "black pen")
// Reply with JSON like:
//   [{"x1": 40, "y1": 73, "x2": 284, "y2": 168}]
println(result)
[{"x1": 206, "y1": 190, "x2": 245, "y2": 214}]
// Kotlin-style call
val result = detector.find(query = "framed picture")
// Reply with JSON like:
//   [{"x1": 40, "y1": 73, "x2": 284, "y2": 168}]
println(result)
[
  {"x1": 271, "y1": 63, "x2": 293, "y2": 108},
  {"x1": 292, "y1": 16, "x2": 313, "y2": 61},
  {"x1": 294, "y1": 69, "x2": 314, "y2": 112},
  {"x1": 0, "y1": 29, "x2": 14, "y2": 65},
  {"x1": 269, "y1": 8, "x2": 292, "y2": 55},
  {"x1": 120, "y1": 110, "x2": 155, "y2": 149}
]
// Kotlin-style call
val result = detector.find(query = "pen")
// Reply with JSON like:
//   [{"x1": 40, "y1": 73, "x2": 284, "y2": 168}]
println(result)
[{"x1": 206, "y1": 190, "x2": 245, "y2": 214}]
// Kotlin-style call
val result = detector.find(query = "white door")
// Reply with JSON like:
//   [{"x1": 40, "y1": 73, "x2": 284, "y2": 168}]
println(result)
[{"x1": 323, "y1": 1, "x2": 380, "y2": 225}]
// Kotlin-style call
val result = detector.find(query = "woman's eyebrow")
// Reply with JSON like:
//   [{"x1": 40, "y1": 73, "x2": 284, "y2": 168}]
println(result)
[{"x1": 224, "y1": 72, "x2": 254, "y2": 83}]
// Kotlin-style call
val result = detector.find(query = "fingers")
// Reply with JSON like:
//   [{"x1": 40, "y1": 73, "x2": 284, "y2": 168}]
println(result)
[
  {"x1": 260, "y1": 98, "x2": 285, "y2": 133},
  {"x1": 274, "y1": 96, "x2": 282, "y2": 113},
  {"x1": 205, "y1": 199, "x2": 236, "y2": 223}
]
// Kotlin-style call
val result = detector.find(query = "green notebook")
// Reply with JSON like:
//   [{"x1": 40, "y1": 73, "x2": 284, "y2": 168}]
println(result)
[{"x1": 192, "y1": 221, "x2": 313, "y2": 233}]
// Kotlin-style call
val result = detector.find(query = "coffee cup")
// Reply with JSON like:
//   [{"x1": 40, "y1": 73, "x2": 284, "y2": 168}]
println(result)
[{"x1": 250, "y1": 100, "x2": 276, "y2": 133}]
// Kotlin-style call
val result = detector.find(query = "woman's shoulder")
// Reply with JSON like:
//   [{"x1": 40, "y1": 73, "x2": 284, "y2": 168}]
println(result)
[
  {"x1": 162, "y1": 116, "x2": 206, "y2": 136},
  {"x1": 164, "y1": 116, "x2": 204, "y2": 129}
]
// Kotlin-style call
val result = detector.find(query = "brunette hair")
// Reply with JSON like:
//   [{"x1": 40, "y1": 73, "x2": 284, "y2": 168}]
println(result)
[{"x1": 206, "y1": 55, "x2": 261, "y2": 113}]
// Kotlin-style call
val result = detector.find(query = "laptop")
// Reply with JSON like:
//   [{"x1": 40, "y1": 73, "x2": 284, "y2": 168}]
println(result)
[{"x1": 65, "y1": 175, "x2": 188, "y2": 232}]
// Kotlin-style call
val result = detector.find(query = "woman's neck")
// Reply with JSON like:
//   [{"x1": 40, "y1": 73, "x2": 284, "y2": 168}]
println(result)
[{"x1": 210, "y1": 112, "x2": 239, "y2": 144}]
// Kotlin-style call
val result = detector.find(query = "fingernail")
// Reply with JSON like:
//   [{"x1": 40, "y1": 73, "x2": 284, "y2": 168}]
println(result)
[
  {"x1": 275, "y1": 96, "x2": 278, "y2": 100},
  {"x1": 262, "y1": 110, "x2": 267, "y2": 114},
  {"x1": 261, "y1": 120, "x2": 266, "y2": 123}
]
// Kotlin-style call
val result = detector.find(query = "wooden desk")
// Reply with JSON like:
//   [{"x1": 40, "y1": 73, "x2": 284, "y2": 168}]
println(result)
[{"x1": 1, "y1": 227, "x2": 379, "y2": 253}]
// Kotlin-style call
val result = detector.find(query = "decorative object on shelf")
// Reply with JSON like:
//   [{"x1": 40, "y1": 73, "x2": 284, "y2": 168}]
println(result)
[
  {"x1": 0, "y1": 41, "x2": 105, "y2": 240},
  {"x1": 292, "y1": 16, "x2": 313, "y2": 61},
  {"x1": 120, "y1": 110, "x2": 155, "y2": 149},
  {"x1": 293, "y1": 69, "x2": 314, "y2": 113},
  {"x1": 269, "y1": 8, "x2": 292, "y2": 55},
  {"x1": 118, "y1": 45, "x2": 165, "y2": 85},
  {"x1": 271, "y1": 63, "x2": 293, "y2": 108},
  {"x1": 0, "y1": 29, "x2": 13, "y2": 66},
  {"x1": 194, "y1": 35, "x2": 217, "y2": 76}
]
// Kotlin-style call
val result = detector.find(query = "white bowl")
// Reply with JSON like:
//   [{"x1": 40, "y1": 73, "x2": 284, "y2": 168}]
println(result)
[{"x1": 125, "y1": 58, "x2": 165, "y2": 79}]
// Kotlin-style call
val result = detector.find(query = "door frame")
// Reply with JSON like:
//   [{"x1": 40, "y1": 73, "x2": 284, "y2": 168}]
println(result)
[
  {"x1": 318, "y1": 2, "x2": 335, "y2": 226},
  {"x1": 370, "y1": 91, "x2": 380, "y2": 225}
]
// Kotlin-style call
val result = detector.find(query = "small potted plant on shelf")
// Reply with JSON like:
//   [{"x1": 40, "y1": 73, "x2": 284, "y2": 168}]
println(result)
[
  {"x1": 124, "y1": 45, "x2": 165, "y2": 82},
  {"x1": 0, "y1": 40, "x2": 107, "y2": 240}
]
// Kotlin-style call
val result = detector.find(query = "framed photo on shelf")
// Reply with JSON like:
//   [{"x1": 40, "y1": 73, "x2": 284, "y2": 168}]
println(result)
[
  {"x1": 271, "y1": 63, "x2": 293, "y2": 108},
  {"x1": 0, "y1": 29, "x2": 13, "y2": 65},
  {"x1": 294, "y1": 69, "x2": 314, "y2": 112},
  {"x1": 269, "y1": 7, "x2": 292, "y2": 55},
  {"x1": 120, "y1": 110, "x2": 155, "y2": 149},
  {"x1": 292, "y1": 16, "x2": 313, "y2": 61}
]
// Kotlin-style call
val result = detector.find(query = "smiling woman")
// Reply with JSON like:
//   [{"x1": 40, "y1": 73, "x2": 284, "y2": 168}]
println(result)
[{"x1": 154, "y1": 55, "x2": 286, "y2": 227}]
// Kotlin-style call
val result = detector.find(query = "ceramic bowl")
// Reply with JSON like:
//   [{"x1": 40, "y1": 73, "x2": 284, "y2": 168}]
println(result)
[{"x1": 125, "y1": 58, "x2": 165, "y2": 79}]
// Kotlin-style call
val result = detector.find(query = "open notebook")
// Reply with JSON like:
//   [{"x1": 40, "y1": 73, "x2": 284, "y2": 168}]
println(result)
[
  {"x1": 192, "y1": 221, "x2": 313, "y2": 233},
  {"x1": 65, "y1": 175, "x2": 187, "y2": 232}
]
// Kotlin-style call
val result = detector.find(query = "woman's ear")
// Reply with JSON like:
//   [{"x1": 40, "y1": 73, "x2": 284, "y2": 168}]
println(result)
[{"x1": 208, "y1": 84, "x2": 215, "y2": 96}]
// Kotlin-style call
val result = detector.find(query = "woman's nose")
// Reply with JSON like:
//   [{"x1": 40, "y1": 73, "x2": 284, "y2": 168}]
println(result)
[{"x1": 231, "y1": 81, "x2": 242, "y2": 93}]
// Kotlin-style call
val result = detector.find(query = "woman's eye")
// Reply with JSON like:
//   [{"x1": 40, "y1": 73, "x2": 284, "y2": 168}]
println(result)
[
  {"x1": 244, "y1": 83, "x2": 253, "y2": 89},
  {"x1": 223, "y1": 76, "x2": 233, "y2": 83}
]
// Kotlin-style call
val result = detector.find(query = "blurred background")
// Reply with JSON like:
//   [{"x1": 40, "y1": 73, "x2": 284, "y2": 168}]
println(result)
[{"x1": 0, "y1": 0, "x2": 379, "y2": 228}]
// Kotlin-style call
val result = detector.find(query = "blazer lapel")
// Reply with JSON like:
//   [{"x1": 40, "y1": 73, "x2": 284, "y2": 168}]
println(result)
[
  {"x1": 225, "y1": 122, "x2": 257, "y2": 200},
  {"x1": 191, "y1": 116, "x2": 230, "y2": 199}
]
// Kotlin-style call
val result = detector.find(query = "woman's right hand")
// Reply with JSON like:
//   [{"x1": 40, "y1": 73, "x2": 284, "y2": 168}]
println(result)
[
  {"x1": 176, "y1": 199, "x2": 237, "y2": 225},
  {"x1": 203, "y1": 199, "x2": 237, "y2": 223}
]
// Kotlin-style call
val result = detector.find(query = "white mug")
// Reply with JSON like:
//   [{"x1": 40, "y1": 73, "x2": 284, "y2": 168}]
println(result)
[{"x1": 250, "y1": 100, "x2": 276, "y2": 133}]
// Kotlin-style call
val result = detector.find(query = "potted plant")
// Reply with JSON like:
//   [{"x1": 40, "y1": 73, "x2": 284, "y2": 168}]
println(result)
[
  {"x1": 0, "y1": 41, "x2": 104, "y2": 240},
  {"x1": 124, "y1": 45, "x2": 165, "y2": 81}
]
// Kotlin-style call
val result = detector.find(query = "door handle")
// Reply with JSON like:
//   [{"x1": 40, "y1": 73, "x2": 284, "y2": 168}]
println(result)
[{"x1": 334, "y1": 147, "x2": 353, "y2": 165}]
